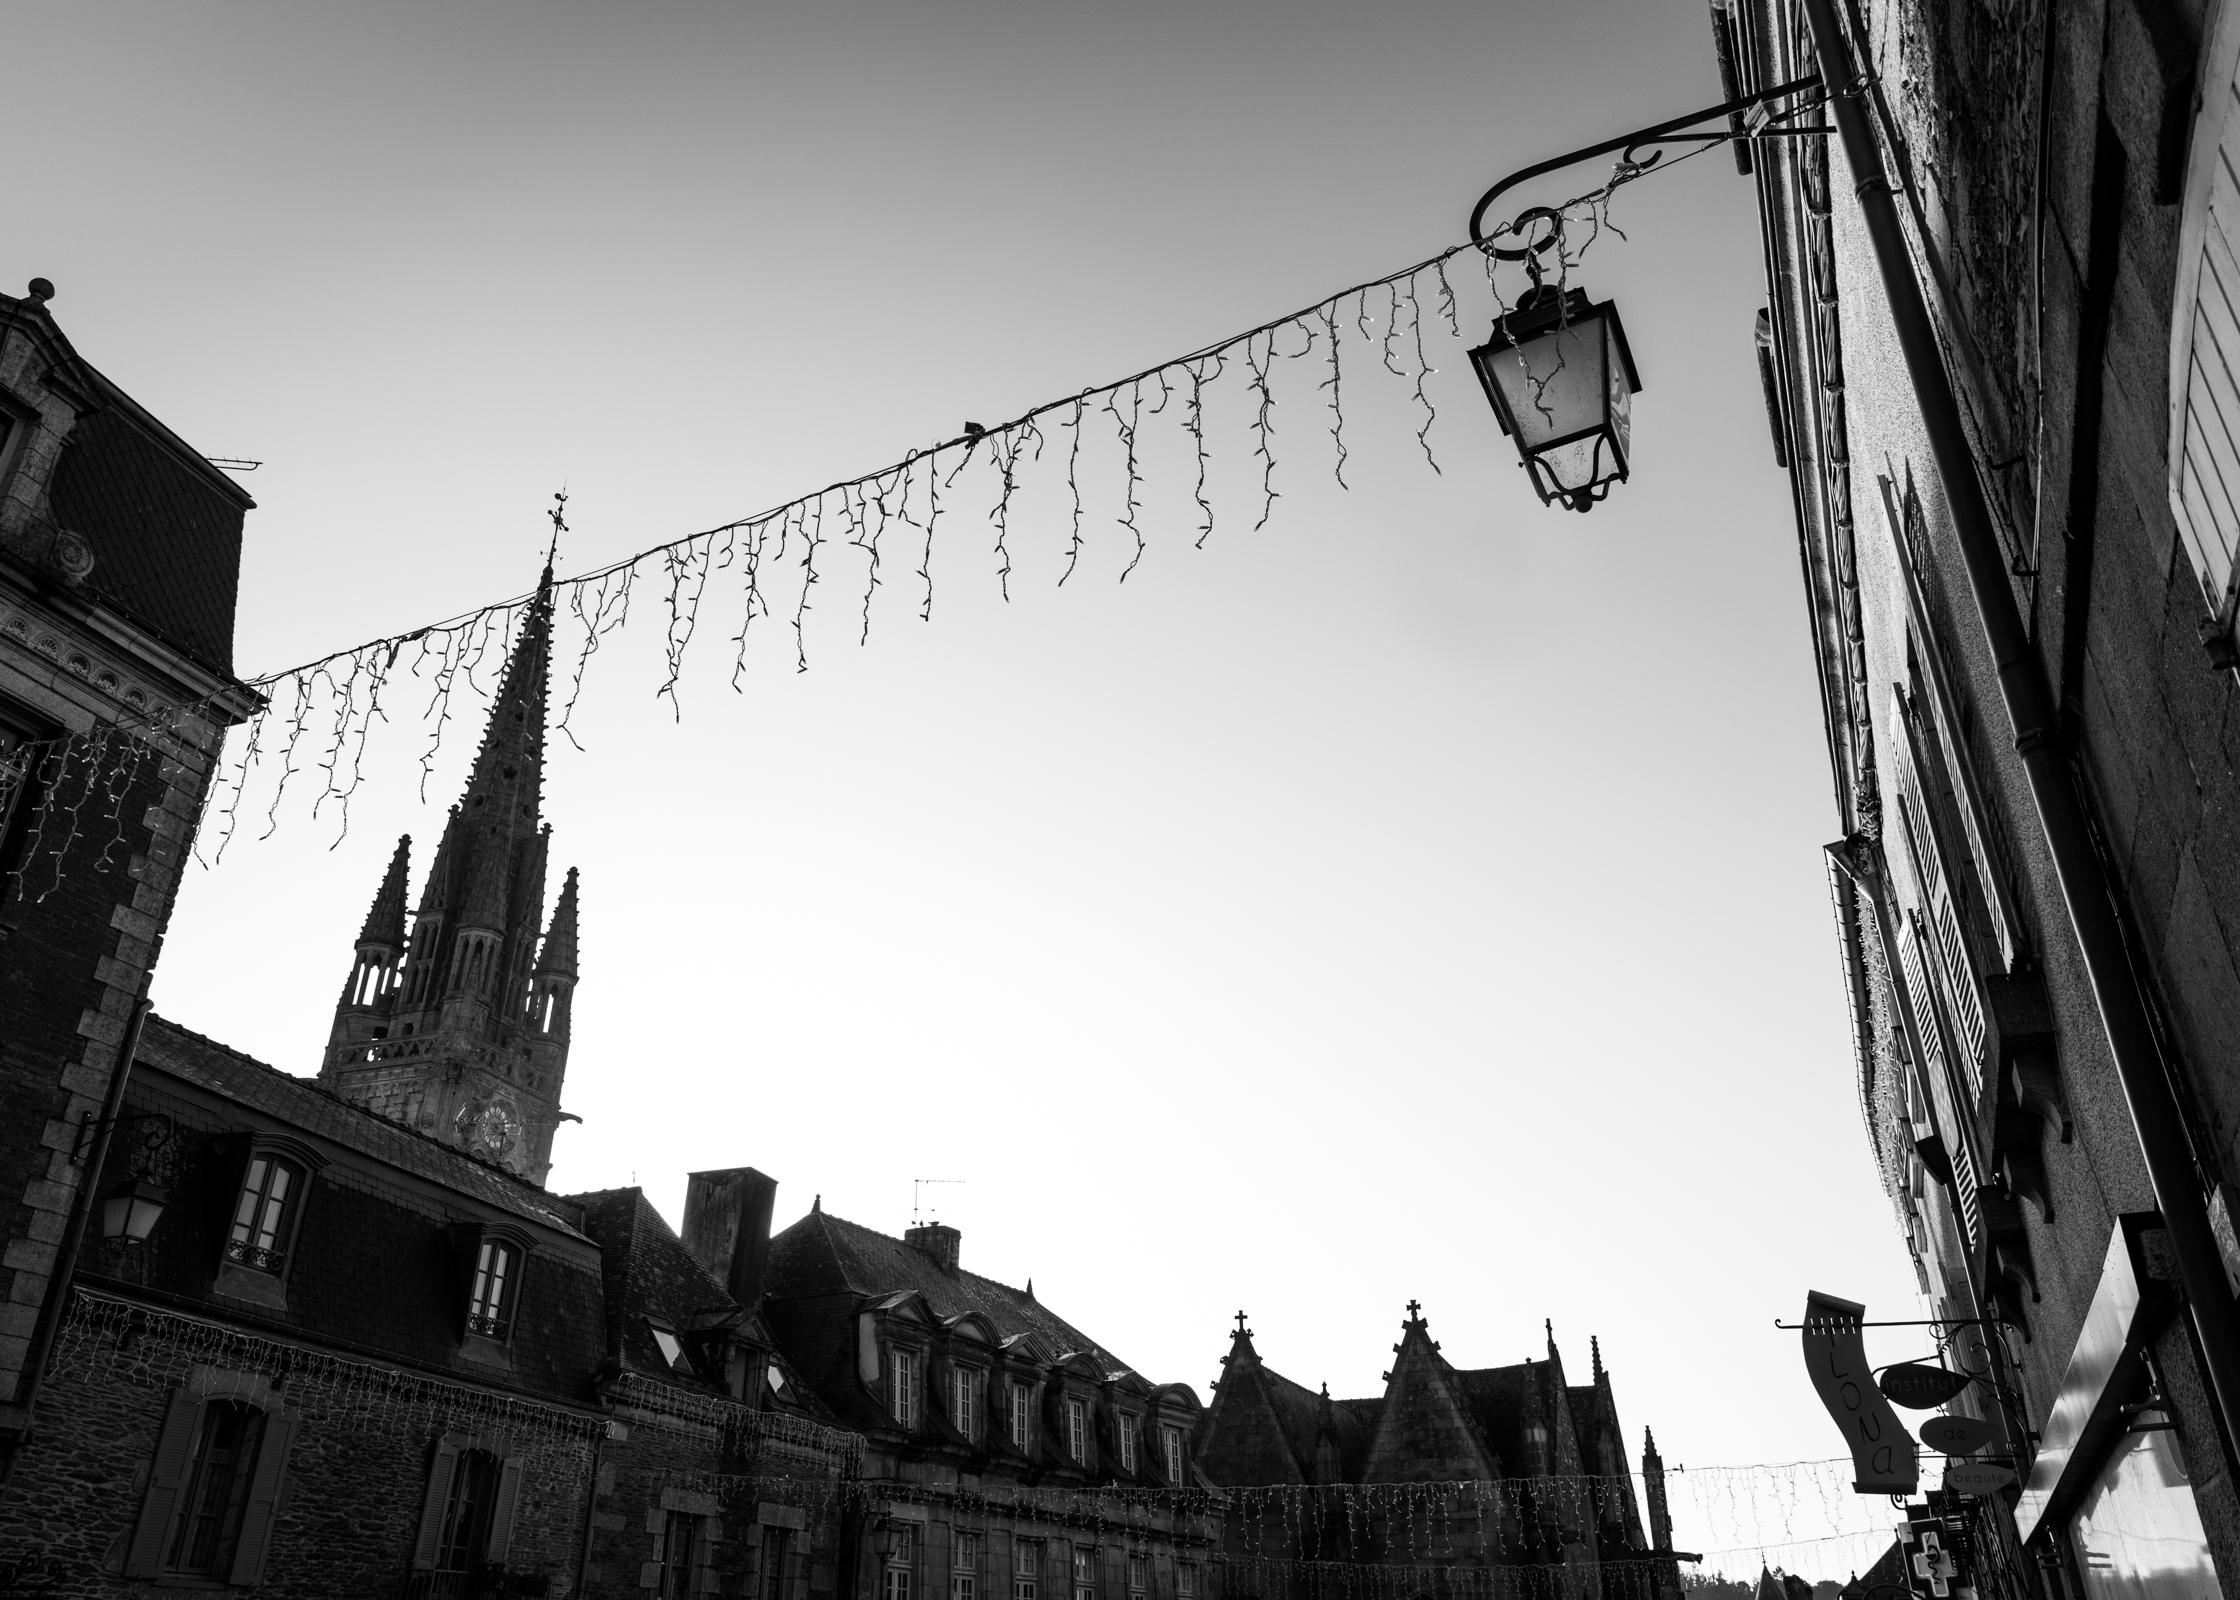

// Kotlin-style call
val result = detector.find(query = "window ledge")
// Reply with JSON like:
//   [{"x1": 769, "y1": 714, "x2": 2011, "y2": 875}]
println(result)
[
  {"x1": 211, "y1": 1260, "x2": 288, "y2": 1312},
  {"x1": 458, "y1": 1333, "x2": 514, "y2": 1372}
]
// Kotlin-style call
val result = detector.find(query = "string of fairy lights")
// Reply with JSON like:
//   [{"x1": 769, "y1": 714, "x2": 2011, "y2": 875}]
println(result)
[{"x1": 0, "y1": 146, "x2": 1707, "y2": 901}]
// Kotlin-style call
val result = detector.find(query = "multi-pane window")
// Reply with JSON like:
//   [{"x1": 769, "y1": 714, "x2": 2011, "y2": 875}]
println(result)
[
  {"x1": 0, "y1": 705, "x2": 44, "y2": 896},
  {"x1": 885, "y1": 1524, "x2": 916, "y2": 1600},
  {"x1": 435, "y1": 1448, "x2": 500, "y2": 1573},
  {"x1": 1014, "y1": 1539, "x2": 1041, "y2": 1600},
  {"x1": 1064, "y1": 1398, "x2": 1089, "y2": 1464},
  {"x1": 657, "y1": 1511, "x2": 699, "y2": 1600},
  {"x1": 226, "y1": 1157, "x2": 300, "y2": 1274},
  {"x1": 1127, "y1": 1555, "x2": 1147, "y2": 1597},
  {"x1": 952, "y1": 1366, "x2": 983, "y2": 1440},
  {"x1": 1161, "y1": 1426, "x2": 1184, "y2": 1486},
  {"x1": 953, "y1": 1531, "x2": 982, "y2": 1600},
  {"x1": 1072, "y1": 1545, "x2": 1096, "y2": 1600},
  {"x1": 1008, "y1": 1382, "x2": 1033, "y2": 1450},
  {"x1": 1178, "y1": 1564, "x2": 1197, "y2": 1600},
  {"x1": 1116, "y1": 1415, "x2": 1138, "y2": 1472},
  {"x1": 890, "y1": 1348, "x2": 920, "y2": 1427},
  {"x1": 166, "y1": 1400, "x2": 266, "y2": 1576},
  {"x1": 761, "y1": 1526, "x2": 793, "y2": 1600},
  {"x1": 466, "y1": 1239, "x2": 516, "y2": 1338}
]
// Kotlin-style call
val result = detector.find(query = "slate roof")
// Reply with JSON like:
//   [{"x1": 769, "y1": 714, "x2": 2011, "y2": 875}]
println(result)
[
  {"x1": 138, "y1": 1015, "x2": 586, "y2": 1239},
  {"x1": 766, "y1": 1208, "x2": 1124, "y2": 1368}
]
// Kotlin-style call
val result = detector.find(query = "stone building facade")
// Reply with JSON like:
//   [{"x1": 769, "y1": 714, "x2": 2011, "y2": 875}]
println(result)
[
  {"x1": 1195, "y1": 1309, "x2": 1683, "y2": 1600},
  {"x1": 758, "y1": 1211, "x2": 1220, "y2": 1600},
  {"x1": 1732, "y1": 0, "x2": 2240, "y2": 1593},
  {"x1": 0, "y1": 277, "x2": 261, "y2": 1479}
]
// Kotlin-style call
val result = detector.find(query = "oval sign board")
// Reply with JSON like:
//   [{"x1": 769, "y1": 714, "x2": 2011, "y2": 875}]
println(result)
[
  {"x1": 1943, "y1": 1460, "x2": 2016, "y2": 1495},
  {"x1": 1880, "y1": 1363, "x2": 1972, "y2": 1410},
  {"x1": 1920, "y1": 1414, "x2": 1996, "y2": 1455}
]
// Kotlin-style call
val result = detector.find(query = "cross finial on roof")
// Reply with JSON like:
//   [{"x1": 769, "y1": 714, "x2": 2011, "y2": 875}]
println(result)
[
  {"x1": 1406, "y1": 1299, "x2": 1420, "y2": 1318},
  {"x1": 545, "y1": 488, "x2": 568, "y2": 581},
  {"x1": 1233, "y1": 1310, "x2": 1251, "y2": 1337}
]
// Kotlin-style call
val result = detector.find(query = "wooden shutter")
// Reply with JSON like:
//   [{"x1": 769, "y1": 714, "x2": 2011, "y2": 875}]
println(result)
[
  {"x1": 227, "y1": 1408, "x2": 299, "y2": 1585},
  {"x1": 485, "y1": 1454, "x2": 526, "y2": 1563},
  {"x1": 411, "y1": 1435, "x2": 464, "y2": 1570},
  {"x1": 2169, "y1": 0, "x2": 2240, "y2": 629},
  {"x1": 124, "y1": 1387, "x2": 202, "y2": 1577}
]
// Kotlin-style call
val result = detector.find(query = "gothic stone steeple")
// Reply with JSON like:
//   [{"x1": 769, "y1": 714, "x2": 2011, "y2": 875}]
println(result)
[{"x1": 319, "y1": 570, "x2": 579, "y2": 1184}]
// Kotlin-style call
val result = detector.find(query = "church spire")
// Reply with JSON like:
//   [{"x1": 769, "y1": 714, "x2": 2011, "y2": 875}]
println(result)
[{"x1": 319, "y1": 556, "x2": 578, "y2": 1187}]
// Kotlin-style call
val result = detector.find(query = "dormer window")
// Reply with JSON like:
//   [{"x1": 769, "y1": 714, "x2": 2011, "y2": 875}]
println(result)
[
  {"x1": 650, "y1": 1324, "x2": 684, "y2": 1368},
  {"x1": 226, "y1": 1155, "x2": 301, "y2": 1274},
  {"x1": 1161, "y1": 1425, "x2": 1184, "y2": 1486},
  {"x1": 889, "y1": 1347, "x2": 921, "y2": 1427},
  {"x1": 1007, "y1": 1382, "x2": 1033, "y2": 1450},
  {"x1": 1063, "y1": 1398, "x2": 1089, "y2": 1464},
  {"x1": 448, "y1": 1222, "x2": 531, "y2": 1348},
  {"x1": 1116, "y1": 1415, "x2": 1138, "y2": 1472},
  {"x1": 951, "y1": 1366, "x2": 983, "y2": 1440},
  {"x1": 466, "y1": 1239, "x2": 516, "y2": 1338}
]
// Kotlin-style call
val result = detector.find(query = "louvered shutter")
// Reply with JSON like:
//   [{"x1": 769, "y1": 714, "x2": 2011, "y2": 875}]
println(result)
[
  {"x1": 2169, "y1": 0, "x2": 2240, "y2": 633},
  {"x1": 228, "y1": 1408, "x2": 299, "y2": 1585},
  {"x1": 124, "y1": 1388, "x2": 202, "y2": 1577},
  {"x1": 411, "y1": 1436, "x2": 464, "y2": 1570},
  {"x1": 1890, "y1": 719, "x2": 1989, "y2": 1100},
  {"x1": 485, "y1": 1455, "x2": 526, "y2": 1563}
]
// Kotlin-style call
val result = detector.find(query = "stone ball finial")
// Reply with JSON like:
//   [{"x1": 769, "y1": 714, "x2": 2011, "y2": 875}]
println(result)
[{"x1": 25, "y1": 278, "x2": 54, "y2": 303}]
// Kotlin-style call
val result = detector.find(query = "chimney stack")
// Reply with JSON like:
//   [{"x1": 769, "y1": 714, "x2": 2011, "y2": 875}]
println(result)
[
  {"x1": 905, "y1": 1221, "x2": 961, "y2": 1273},
  {"x1": 682, "y1": 1166, "x2": 778, "y2": 1310}
]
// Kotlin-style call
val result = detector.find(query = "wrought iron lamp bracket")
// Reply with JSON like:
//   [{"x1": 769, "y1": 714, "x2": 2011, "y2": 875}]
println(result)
[
  {"x1": 1468, "y1": 73, "x2": 1829, "y2": 248},
  {"x1": 72, "y1": 1110, "x2": 175, "y2": 1168}
]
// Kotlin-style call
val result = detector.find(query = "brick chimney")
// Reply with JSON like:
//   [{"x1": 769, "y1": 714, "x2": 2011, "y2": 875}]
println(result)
[
  {"x1": 904, "y1": 1222, "x2": 960, "y2": 1273},
  {"x1": 682, "y1": 1166, "x2": 778, "y2": 1310}
]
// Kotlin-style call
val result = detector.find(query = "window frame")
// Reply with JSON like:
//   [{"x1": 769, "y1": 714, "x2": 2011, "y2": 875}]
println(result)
[
  {"x1": 656, "y1": 1508, "x2": 702, "y2": 1600},
  {"x1": 1161, "y1": 1425, "x2": 1185, "y2": 1486},
  {"x1": 1116, "y1": 1413, "x2": 1138, "y2": 1473},
  {"x1": 448, "y1": 1220, "x2": 534, "y2": 1347},
  {"x1": 408, "y1": 1430, "x2": 525, "y2": 1576},
  {"x1": 953, "y1": 1529, "x2": 982, "y2": 1600},
  {"x1": 1064, "y1": 1396, "x2": 1089, "y2": 1464},
  {"x1": 889, "y1": 1344, "x2": 923, "y2": 1428},
  {"x1": 465, "y1": 1236, "x2": 520, "y2": 1340},
  {"x1": 761, "y1": 1523, "x2": 794, "y2": 1600},
  {"x1": 1008, "y1": 1380, "x2": 1034, "y2": 1452},
  {"x1": 1014, "y1": 1538, "x2": 1041, "y2": 1600},
  {"x1": 951, "y1": 1363, "x2": 984, "y2": 1440},
  {"x1": 124, "y1": 1380, "x2": 300, "y2": 1585},
  {"x1": 1072, "y1": 1544, "x2": 1096, "y2": 1600}
]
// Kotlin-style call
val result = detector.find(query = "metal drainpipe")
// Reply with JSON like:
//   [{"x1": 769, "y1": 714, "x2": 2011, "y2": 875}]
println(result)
[
  {"x1": 1796, "y1": 0, "x2": 2240, "y2": 1468},
  {"x1": 0, "y1": 993, "x2": 154, "y2": 1488}
]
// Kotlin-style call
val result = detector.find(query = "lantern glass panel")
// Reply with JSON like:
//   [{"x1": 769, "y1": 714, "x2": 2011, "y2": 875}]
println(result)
[
  {"x1": 1494, "y1": 312, "x2": 1613, "y2": 452},
  {"x1": 101, "y1": 1177, "x2": 167, "y2": 1243}
]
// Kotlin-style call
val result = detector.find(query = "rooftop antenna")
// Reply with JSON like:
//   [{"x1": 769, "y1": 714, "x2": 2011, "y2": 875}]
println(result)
[{"x1": 912, "y1": 1177, "x2": 965, "y2": 1225}]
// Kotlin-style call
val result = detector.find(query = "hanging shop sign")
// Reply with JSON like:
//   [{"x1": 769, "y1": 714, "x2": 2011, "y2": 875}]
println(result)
[
  {"x1": 1801, "y1": 1291, "x2": 1920, "y2": 1494},
  {"x1": 1879, "y1": 1362, "x2": 1973, "y2": 1410},
  {"x1": 1898, "y1": 1511, "x2": 1965, "y2": 1600},
  {"x1": 1942, "y1": 1461, "x2": 2016, "y2": 1496},
  {"x1": 1918, "y1": 1415, "x2": 1995, "y2": 1456}
]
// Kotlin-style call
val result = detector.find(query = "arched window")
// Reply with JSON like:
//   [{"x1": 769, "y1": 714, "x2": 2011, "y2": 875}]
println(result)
[
  {"x1": 226, "y1": 1149, "x2": 312, "y2": 1276},
  {"x1": 125, "y1": 1385, "x2": 299, "y2": 1583},
  {"x1": 436, "y1": 1448, "x2": 500, "y2": 1572}
]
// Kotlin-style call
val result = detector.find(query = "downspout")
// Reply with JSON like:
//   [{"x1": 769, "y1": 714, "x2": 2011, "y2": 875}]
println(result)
[
  {"x1": 0, "y1": 993, "x2": 153, "y2": 1487},
  {"x1": 1798, "y1": 0, "x2": 2240, "y2": 1469},
  {"x1": 574, "y1": 1420, "x2": 607, "y2": 1596}
]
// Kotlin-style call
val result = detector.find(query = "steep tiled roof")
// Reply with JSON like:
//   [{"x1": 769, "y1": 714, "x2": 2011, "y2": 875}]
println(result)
[
  {"x1": 573, "y1": 1187, "x2": 732, "y2": 1381},
  {"x1": 45, "y1": 395, "x2": 249, "y2": 677},
  {"x1": 139, "y1": 1015, "x2": 585, "y2": 1239},
  {"x1": 766, "y1": 1209, "x2": 1123, "y2": 1368}
]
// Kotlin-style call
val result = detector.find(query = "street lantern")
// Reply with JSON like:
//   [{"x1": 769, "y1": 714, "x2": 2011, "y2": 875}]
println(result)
[
  {"x1": 1468, "y1": 285, "x2": 1642, "y2": 512},
  {"x1": 100, "y1": 1176, "x2": 168, "y2": 1244}
]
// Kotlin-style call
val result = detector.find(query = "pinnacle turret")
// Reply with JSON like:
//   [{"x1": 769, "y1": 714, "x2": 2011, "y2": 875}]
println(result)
[
  {"x1": 357, "y1": 835, "x2": 411, "y2": 949},
  {"x1": 536, "y1": 867, "x2": 580, "y2": 978}
]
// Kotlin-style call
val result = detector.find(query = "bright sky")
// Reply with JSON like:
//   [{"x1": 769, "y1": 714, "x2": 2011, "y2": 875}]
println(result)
[{"x1": 16, "y1": 0, "x2": 1939, "y2": 1578}]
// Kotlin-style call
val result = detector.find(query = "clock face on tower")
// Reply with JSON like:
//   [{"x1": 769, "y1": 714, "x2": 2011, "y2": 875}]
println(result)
[{"x1": 455, "y1": 1096, "x2": 520, "y2": 1162}]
